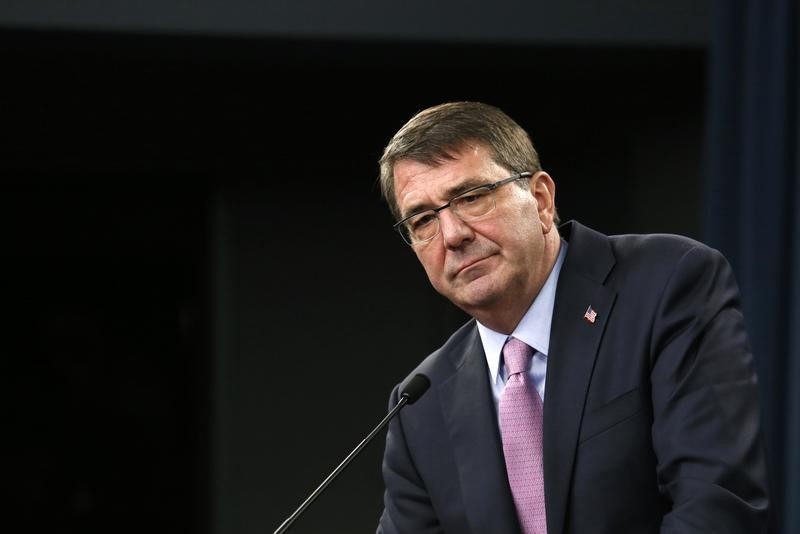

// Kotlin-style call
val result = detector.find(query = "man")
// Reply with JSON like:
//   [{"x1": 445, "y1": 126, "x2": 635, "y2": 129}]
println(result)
[{"x1": 376, "y1": 101, "x2": 769, "y2": 533}]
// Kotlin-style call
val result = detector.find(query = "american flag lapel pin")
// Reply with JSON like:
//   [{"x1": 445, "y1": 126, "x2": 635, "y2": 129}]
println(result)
[{"x1": 583, "y1": 306, "x2": 598, "y2": 324}]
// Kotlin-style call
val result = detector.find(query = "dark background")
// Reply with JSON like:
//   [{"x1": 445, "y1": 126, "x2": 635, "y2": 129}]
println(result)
[{"x1": 1, "y1": 2, "x2": 730, "y2": 533}]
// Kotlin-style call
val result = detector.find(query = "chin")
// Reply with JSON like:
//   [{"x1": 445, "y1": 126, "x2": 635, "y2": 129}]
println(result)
[{"x1": 452, "y1": 278, "x2": 504, "y2": 312}]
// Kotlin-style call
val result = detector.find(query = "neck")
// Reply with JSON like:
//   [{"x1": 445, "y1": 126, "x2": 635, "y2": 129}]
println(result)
[{"x1": 473, "y1": 232, "x2": 561, "y2": 335}]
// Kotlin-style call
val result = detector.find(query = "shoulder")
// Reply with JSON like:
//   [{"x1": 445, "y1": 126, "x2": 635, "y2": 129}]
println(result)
[
  {"x1": 610, "y1": 232, "x2": 727, "y2": 279},
  {"x1": 609, "y1": 231, "x2": 719, "y2": 263},
  {"x1": 562, "y1": 220, "x2": 731, "y2": 286},
  {"x1": 607, "y1": 231, "x2": 733, "y2": 289},
  {"x1": 396, "y1": 318, "x2": 479, "y2": 393},
  {"x1": 560, "y1": 222, "x2": 739, "y2": 322},
  {"x1": 563, "y1": 220, "x2": 723, "y2": 261}
]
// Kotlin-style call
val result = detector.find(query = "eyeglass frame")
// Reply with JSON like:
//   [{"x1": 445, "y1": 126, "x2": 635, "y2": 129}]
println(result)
[{"x1": 392, "y1": 171, "x2": 533, "y2": 246}]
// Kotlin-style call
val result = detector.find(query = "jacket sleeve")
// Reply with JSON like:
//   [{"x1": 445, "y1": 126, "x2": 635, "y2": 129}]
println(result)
[{"x1": 649, "y1": 245, "x2": 769, "y2": 532}]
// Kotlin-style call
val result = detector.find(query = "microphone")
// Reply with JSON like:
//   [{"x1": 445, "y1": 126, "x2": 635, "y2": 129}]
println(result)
[
  {"x1": 398, "y1": 373, "x2": 430, "y2": 404},
  {"x1": 273, "y1": 373, "x2": 431, "y2": 534}
]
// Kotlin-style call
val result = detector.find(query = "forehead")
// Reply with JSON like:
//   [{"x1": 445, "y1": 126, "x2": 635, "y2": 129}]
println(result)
[{"x1": 394, "y1": 145, "x2": 507, "y2": 217}]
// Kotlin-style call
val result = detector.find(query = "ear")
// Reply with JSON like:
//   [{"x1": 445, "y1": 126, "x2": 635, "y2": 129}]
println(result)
[{"x1": 531, "y1": 171, "x2": 556, "y2": 233}]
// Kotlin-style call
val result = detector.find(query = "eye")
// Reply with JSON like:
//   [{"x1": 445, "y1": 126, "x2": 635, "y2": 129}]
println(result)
[
  {"x1": 455, "y1": 188, "x2": 490, "y2": 206},
  {"x1": 460, "y1": 192, "x2": 486, "y2": 204},
  {"x1": 410, "y1": 212, "x2": 437, "y2": 230}
]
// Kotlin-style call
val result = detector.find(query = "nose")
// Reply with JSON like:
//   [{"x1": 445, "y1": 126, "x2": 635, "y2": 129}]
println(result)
[{"x1": 438, "y1": 208, "x2": 475, "y2": 249}]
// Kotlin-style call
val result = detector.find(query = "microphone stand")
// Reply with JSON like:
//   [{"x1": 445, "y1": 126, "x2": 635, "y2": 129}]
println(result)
[{"x1": 273, "y1": 394, "x2": 411, "y2": 534}]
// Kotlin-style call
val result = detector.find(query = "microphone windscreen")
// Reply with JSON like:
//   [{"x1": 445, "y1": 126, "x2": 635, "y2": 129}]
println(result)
[{"x1": 402, "y1": 374, "x2": 431, "y2": 404}]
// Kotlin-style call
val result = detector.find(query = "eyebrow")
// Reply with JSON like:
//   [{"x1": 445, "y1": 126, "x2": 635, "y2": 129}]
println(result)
[{"x1": 401, "y1": 176, "x2": 492, "y2": 219}]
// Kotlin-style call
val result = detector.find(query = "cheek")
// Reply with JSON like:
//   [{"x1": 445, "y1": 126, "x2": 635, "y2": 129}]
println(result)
[
  {"x1": 416, "y1": 247, "x2": 445, "y2": 281},
  {"x1": 503, "y1": 217, "x2": 544, "y2": 262}
]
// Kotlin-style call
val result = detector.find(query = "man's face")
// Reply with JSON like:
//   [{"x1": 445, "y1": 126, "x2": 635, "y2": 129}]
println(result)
[{"x1": 393, "y1": 144, "x2": 558, "y2": 330}]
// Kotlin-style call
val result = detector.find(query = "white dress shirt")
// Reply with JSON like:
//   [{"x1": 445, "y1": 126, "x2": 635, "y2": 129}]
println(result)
[{"x1": 477, "y1": 240, "x2": 567, "y2": 414}]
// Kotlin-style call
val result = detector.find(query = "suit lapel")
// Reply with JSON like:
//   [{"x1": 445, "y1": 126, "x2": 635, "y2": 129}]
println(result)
[
  {"x1": 543, "y1": 222, "x2": 617, "y2": 534},
  {"x1": 439, "y1": 325, "x2": 522, "y2": 534}
]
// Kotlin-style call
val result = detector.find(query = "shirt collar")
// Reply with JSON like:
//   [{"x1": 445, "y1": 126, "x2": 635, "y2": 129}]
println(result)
[{"x1": 478, "y1": 239, "x2": 568, "y2": 384}]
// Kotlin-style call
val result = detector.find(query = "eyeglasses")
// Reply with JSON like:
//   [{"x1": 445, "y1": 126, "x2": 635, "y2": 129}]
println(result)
[{"x1": 393, "y1": 172, "x2": 533, "y2": 246}]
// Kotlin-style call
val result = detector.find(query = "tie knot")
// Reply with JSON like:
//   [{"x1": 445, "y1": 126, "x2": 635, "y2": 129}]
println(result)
[{"x1": 503, "y1": 337, "x2": 533, "y2": 376}]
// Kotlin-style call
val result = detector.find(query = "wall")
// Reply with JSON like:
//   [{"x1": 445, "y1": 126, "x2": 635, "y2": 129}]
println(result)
[{"x1": 1, "y1": 6, "x2": 707, "y2": 533}]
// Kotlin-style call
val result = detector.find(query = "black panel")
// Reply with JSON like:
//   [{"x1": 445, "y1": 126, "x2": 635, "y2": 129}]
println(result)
[{"x1": 1, "y1": 29, "x2": 704, "y2": 534}]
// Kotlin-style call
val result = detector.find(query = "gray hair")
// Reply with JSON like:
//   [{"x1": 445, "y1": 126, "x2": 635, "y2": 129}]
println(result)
[{"x1": 378, "y1": 101, "x2": 547, "y2": 221}]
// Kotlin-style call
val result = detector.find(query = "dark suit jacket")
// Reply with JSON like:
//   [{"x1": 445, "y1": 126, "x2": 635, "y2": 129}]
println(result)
[{"x1": 378, "y1": 221, "x2": 769, "y2": 534}]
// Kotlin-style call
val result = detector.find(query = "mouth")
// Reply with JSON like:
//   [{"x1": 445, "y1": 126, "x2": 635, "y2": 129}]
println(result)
[{"x1": 453, "y1": 254, "x2": 494, "y2": 277}]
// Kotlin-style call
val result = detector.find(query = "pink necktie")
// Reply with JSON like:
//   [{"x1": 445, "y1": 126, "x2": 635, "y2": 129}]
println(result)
[{"x1": 499, "y1": 337, "x2": 547, "y2": 534}]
